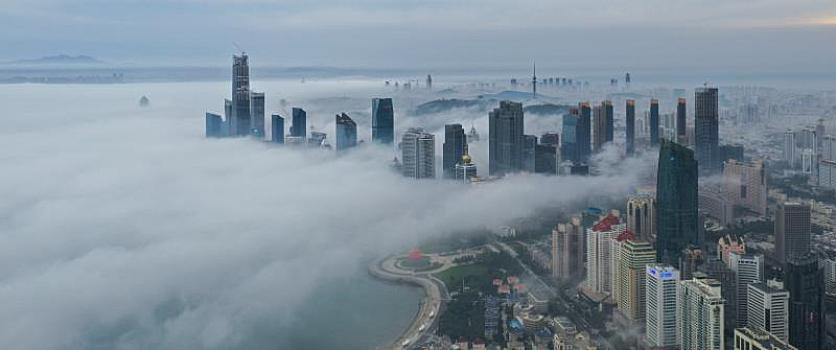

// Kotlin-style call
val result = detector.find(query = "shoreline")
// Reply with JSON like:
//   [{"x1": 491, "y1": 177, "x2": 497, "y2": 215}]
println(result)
[{"x1": 368, "y1": 255, "x2": 446, "y2": 349}]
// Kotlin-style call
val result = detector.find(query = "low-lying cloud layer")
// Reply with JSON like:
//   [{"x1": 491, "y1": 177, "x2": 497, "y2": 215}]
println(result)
[{"x1": 0, "y1": 80, "x2": 651, "y2": 349}]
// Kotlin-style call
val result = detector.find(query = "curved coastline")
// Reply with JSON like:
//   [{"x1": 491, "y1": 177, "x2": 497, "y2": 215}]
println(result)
[{"x1": 368, "y1": 255, "x2": 446, "y2": 349}]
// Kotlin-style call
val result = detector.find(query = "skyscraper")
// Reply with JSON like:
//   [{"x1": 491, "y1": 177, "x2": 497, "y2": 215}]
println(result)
[
  {"x1": 626, "y1": 194, "x2": 656, "y2": 242},
  {"x1": 626, "y1": 99, "x2": 636, "y2": 155},
  {"x1": 592, "y1": 101, "x2": 614, "y2": 151},
  {"x1": 646, "y1": 265, "x2": 680, "y2": 348},
  {"x1": 747, "y1": 283, "x2": 789, "y2": 341},
  {"x1": 679, "y1": 278, "x2": 725, "y2": 350},
  {"x1": 585, "y1": 213, "x2": 623, "y2": 295},
  {"x1": 775, "y1": 202, "x2": 811, "y2": 264},
  {"x1": 656, "y1": 140, "x2": 699, "y2": 267},
  {"x1": 401, "y1": 128, "x2": 435, "y2": 179},
  {"x1": 250, "y1": 91, "x2": 265, "y2": 137},
  {"x1": 577, "y1": 102, "x2": 592, "y2": 162},
  {"x1": 224, "y1": 98, "x2": 233, "y2": 134},
  {"x1": 335, "y1": 113, "x2": 357, "y2": 152},
  {"x1": 676, "y1": 97, "x2": 687, "y2": 143},
  {"x1": 535, "y1": 143, "x2": 557, "y2": 174},
  {"x1": 561, "y1": 110, "x2": 579, "y2": 163},
  {"x1": 488, "y1": 101, "x2": 524, "y2": 176},
  {"x1": 454, "y1": 153, "x2": 477, "y2": 182},
  {"x1": 522, "y1": 134, "x2": 537, "y2": 173},
  {"x1": 733, "y1": 328, "x2": 797, "y2": 350},
  {"x1": 783, "y1": 130, "x2": 796, "y2": 167},
  {"x1": 784, "y1": 253, "x2": 825, "y2": 350},
  {"x1": 270, "y1": 114, "x2": 284, "y2": 144},
  {"x1": 728, "y1": 253, "x2": 764, "y2": 328},
  {"x1": 205, "y1": 112, "x2": 224, "y2": 138},
  {"x1": 290, "y1": 107, "x2": 307, "y2": 140},
  {"x1": 723, "y1": 160, "x2": 767, "y2": 216},
  {"x1": 552, "y1": 217, "x2": 585, "y2": 281},
  {"x1": 372, "y1": 98, "x2": 394, "y2": 144},
  {"x1": 650, "y1": 99, "x2": 660, "y2": 146},
  {"x1": 616, "y1": 239, "x2": 656, "y2": 323},
  {"x1": 443, "y1": 124, "x2": 467, "y2": 179},
  {"x1": 695, "y1": 87, "x2": 720, "y2": 175},
  {"x1": 531, "y1": 61, "x2": 537, "y2": 98},
  {"x1": 231, "y1": 53, "x2": 251, "y2": 136}
]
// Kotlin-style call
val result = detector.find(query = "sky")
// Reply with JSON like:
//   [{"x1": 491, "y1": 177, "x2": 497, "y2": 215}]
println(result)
[{"x1": 2, "y1": 0, "x2": 836, "y2": 71}]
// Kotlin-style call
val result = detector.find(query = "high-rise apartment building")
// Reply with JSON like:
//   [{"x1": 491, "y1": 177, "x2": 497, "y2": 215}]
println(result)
[
  {"x1": 747, "y1": 283, "x2": 789, "y2": 341},
  {"x1": 552, "y1": 216, "x2": 585, "y2": 281},
  {"x1": 585, "y1": 214, "x2": 624, "y2": 296},
  {"x1": 646, "y1": 265, "x2": 680, "y2": 348},
  {"x1": 615, "y1": 239, "x2": 656, "y2": 322},
  {"x1": 679, "y1": 278, "x2": 725, "y2": 350},
  {"x1": 401, "y1": 128, "x2": 435, "y2": 179},
  {"x1": 733, "y1": 328, "x2": 797, "y2": 350}
]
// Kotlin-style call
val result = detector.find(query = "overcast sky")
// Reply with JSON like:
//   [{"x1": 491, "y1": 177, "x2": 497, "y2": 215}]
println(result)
[{"x1": 2, "y1": 0, "x2": 836, "y2": 70}]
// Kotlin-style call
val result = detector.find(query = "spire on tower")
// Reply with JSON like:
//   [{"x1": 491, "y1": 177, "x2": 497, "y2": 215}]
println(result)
[{"x1": 532, "y1": 60, "x2": 537, "y2": 99}]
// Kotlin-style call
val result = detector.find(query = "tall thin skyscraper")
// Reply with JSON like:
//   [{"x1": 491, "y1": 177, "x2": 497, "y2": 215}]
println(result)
[
  {"x1": 552, "y1": 217, "x2": 585, "y2": 281},
  {"x1": 626, "y1": 99, "x2": 636, "y2": 155},
  {"x1": 784, "y1": 253, "x2": 825, "y2": 350},
  {"x1": 656, "y1": 139, "x2": 699, "y2": 267},
  {"x1": 372, "y1": 98, "x2": 394, "y2": 144},
  {"x1": 592, "y1": 101, "x2": 614, "y2": 151},
  {"x1": 488, "y1": 101, "x2": 524, "y2": 176},
  {"x1": 522, "y1": 134, "x2": 537, "y2": 173},
  {"x1": 747, "y1": 283, "x2": 789, "y2": 342},
  {"x1": 401, "y1": 128, "x2": 435, "y2": 179},
  {"x1": 695, "y1": 87, "x2": 720, "y2": 175},
  {"x1": 270, "y1": 114, "x2": 284, "y2": 144},
  {"x1": 728, "y1": 253, "x2": 764, "y2": 328},
  {"x1": 231, "y1": 53, "x2": 251, "y2": 136},
  {"x1": 646, "y1": 265, "x2": 680, "y2": 348},
  {"x1": 676, "y1": 97, "x2": 687, "y2": 143},
  {"x1": 250, "y1": 92, "x2": 265, "y2": 137},
  {"x1": 650, "y1": 99, "x2": 660, "y2": 146},
  {"x1": 577, "y1": 102, "x2": 592, "y2": 162},
  {"x1": 335, "y1": 113, "x2": 357, "y2": 152},
  {"x1": 679, "y1": 278, "x2": 725, "y2": 350},
  {"x1": 561, "y1": 109, "x2": 579, "y2": 163},
  {"x1": 531, "y1": 61, "x2": 537, "y2": 98},
  {"x1": 290, "y1": 108, "x2": 307, "y2": 140},
  {"x1": 443, "y1": 124, "x2": 467, "y2": 179},
  {"x1": 775, "y1": 202, "x2": 811, "y2": 264}
]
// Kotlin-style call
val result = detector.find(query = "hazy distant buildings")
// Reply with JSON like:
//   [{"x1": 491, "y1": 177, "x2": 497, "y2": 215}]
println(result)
[
  {"x1": 695, "y1": 87, "x2": 720, "y2": 175},
  {"x1": 250, "y1": 91, "x2": 265, "y2": 137},
  {"x1": 626, "y1": 99, "x2": 636, "y2": 155},
  {"x1": 747, "y1": 283, "x2": 789, "y2": 342},
  {"x1": 489, "y1": 101, "x2": 525, "y2": 176},
  {"x1": 679, "y1": 278, "x2": 725, "y2": 350},
  {"x1": 650, "y1": 99, "x2": 660, "y2": 146},
  {"x1": 335, "y1": 113, "x2": 357, "y2": 152},
  {"x1": 626, "y1": 194, "x2": 656, "y2": 242},
  {"x1": 291, "y1": 107, "x2": 307, "y2": 140},
  {"x1": 820, "y1": 136, "x2": 836, "y2": 189},
  {"x1": 443, "y1": 124, "x2": 467, "y2": 179},
  {"x1": 784, "y1": 253, "x2": 825, "y2": 350},
  {"x1": 783, "y1": 131, "x2": 796, "y2": 166},
  {"x1": 775, "y1": 202, "x2": 811, "y2": 264},
  {"x1": 552, "y1": 217, "x2": 585, "y2": 281},
  {"x1": 205, "y1": 112, "x2": 224, "y2": 138},
  {"x1": 270, "y1": 114, "x2": 284, "y2": 144},
  {"x1": 656, "y1": 140, "x2": 699, "y2": 267},
  {"x1": 372, "y1": 98, "x2": 395, "y2": 144},
  {"x1": 723, "y1": 160, "x2": 767, "y2": 216},
  {"x1": 645, "y1": 265, "x2": 680, "y2": 348},
  {"x1": 401, "y1": 128, "x2": 435, "y2": 179},
  {"x1": 231, "y1": 53, "x2": 251, "y2": 136}
]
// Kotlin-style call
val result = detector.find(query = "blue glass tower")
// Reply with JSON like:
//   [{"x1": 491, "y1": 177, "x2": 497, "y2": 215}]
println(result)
[
  {"x1": 577, "y1": 102, "x2": 592, "y2": 162},
  {"x1": 443, "y1": 124, "x2": 467, "y2": 179},
  {"x1": 561, "y1": 110, "x2": 579, "y2": 163},
  {"x1": 650, "y1": 99, "x2": 660, "y2": 146},
  {"x1": 271, "y1": 114, "x2": 284, "y2": 144},
  {"x1": 626, "y1": 99, "x2": 636, "y2": 155},
  {"x1": 291, "y1": 108, "x2": 307, "y2": 140},
  {"x1": 205, "y1": 112, "x2": 224, "y2": 138},
  {"x1": 372, "y1": 98, "x2": 394, "y2": 144},
  {"x1": 655, "y1": 139, "x2": 699, "y2": 267},
  {"x1": 335, "y1": 113, "x2": 357, "y2": 152}
]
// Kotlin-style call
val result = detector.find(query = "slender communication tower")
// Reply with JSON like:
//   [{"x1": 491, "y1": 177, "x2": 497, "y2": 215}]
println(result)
[{"x1": 532, "y1": 61, "x2": 537, "y2": 98}]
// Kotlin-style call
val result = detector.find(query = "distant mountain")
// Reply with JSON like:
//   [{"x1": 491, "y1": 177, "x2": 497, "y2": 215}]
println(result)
[
  {"x1": 6, "y1": 55, "x2": 103, "y2": 65},
  {"x1": 413, "y1": 98, "x2": 491, "y2": 115}
]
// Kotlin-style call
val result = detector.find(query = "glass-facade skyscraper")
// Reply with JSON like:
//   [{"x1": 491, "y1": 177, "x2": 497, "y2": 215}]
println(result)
[
  {"x1": 655, "y1": 139, "x2": 699, "y2": 267},
  {"x1": 676, "y1": 98, "x2": 687, "y2": 142},
  {"x1": 291, "y1": 107, "x2": 307, "y2": 140},
  {"x1": 205, "y1": 112, "x2": 224, "y2": 138},
  {"x1": 577, "y1": 102, "x2": 592, "y2": 162},
  {"x1": 489, "y1": 101, "x2": 524, "y2": 176},
  {"x1": 443, "y1": 124, "x2": 467, "y2": 179},
  {"x1": 626, "y1": 99, "x2": 636, "y2": 155},
  {"x1": 250, "y1": 92, "x2": 265, "y2": 137},
  {"x1": 335, "y1": 113, "x2": 357, "y2": 152},
  {"x1": 372, "y1": 98, "x2": 394, "y2": 144},
  {"x1": 271, "y1": 114, "x2": 284, "y2": 144},
  {"x1": 650, "y1": 99, "x2": 660, "y2": 146},
  {"x1": 785, "y1": 253, "x2": 825, "y2": 350},
  {"x1": 561, "y1": 110, "x2": 579, "y2": 163},
  {"x1": 231, "y1": 53, "x2": 251, "y2": 136},
  {"x1": 695, "y1": 87, "x2": 720, "y2": 175}
]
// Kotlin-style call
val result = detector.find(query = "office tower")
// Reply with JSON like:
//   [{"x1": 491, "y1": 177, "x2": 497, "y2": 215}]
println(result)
[
  {"x1": 626, "y1": 194, "x2": 656, "y2": 242},
  {"x1": 335, "y1": 113, "x2": 357, "y2": 152},
  {"x1": 728, "y1": 253, "x2": 764, "y2": 328},
  {"x1": 308, "y1": 131, "x2": 326, "y2": 148},
  {"x1": 733, "y1": 328, "x2": 797, "y2": 350},
  {"x1": 372, "y1": 98, "x2": 394, "y2": 144},
  {"x1": 540, "y1": 132, "x2": 559, "y2": 146},
  {"x1": 820, "y1": 136, "x2": 836, "y2": 188},
  {"x1": 270, "y1": 114, "x2": 284, "y2": 144},
  {"x1": 646, "y1": 265, "x2": 680, "y2": 348},
  {"x1": 488, "y1": 101, "x2": 524, "y2": 176},
  {"x1": 676, "y1": 98, "x2": 687, "y2": 143},
  {"x1": 535, "y1": 143, "x2": 557, "y2": 174},
  {"x1": 231, "y1": 53, "x2": 251, "y2": 136},
  {"x1": 680, "y1": 246, "x2": 705, "y2": 280},
  {"x1": 592, "y1": 101, "x2": 614, "y2": 151},
  {"x1": 800, "y1": 148, "x2": 815, "y2": 174},
  {"x1": 626, "y1": 99, "x2": 636, "y2": 155},
  {"x1": 717, "y1": 234, "x2": 746, "y2": 265},
  {"x1": 695, "y1": 87, "x2": 720, "y2": 175},
  {"x1": 454, "y1": 153, "x2": 477, "y2": 182},
  {"x1": 679, "y1": 278, "x2": 725, "y2": 350},
  {"x1": 700, "y1": 184, "x2": 734, "y2": 226},
  {"x1": 443, "y1": 124, "x2": 467, "y2": 179},
  {"x1": 747, "y1": 283, "x2": 789, "y2": 341},
  {"x1": 205, "y1": 112, "x2": 224, "y2": 138},
  {"x1": 823, "y1": 135, "x2": 835, "y2": 160},
  {"x1": 401, "y1": 128, "x2": 435, "y2": 179},
  {"x1": 250, "y1": 92, "x2": 265, "y2": 137},
  {"x1": 426, "y1": 74, "x2": 432, "y2": 90},
  {"x1": 552, "y1": 217, "x2": 585, "y2": 281},
  {"x1": 722, "y1": 160, "x2": 767, "y2": 216},
  {"x1": 585, "y1": 213, "x2": 623, "y2": 295},
  {"x1": 224, "y1": 98, "x2": 233, "y2": 133},
  {"x1": 561, "y1": 110, "x2": 579, "y2": 163},
  {"x1": 616, "y1": 239, "x2": 656, "y2": 322},
  {"x1": 783, "y1": 131, "x2": 795, "y2": 167},
  {"x1": 824, "y1": 258, "x2": 836, "y2": 294},
  {"x1": 650, "y1": 99, "x2": 660, "y2": 146},
  {"x1": 531, "y1": 61, "x2": 537, "y2": 98},
  {"x1": 290, "y1": 108, "x2": 307, "y2": 140},
  {"x1": 784, "y1": 253, "x2": 825, "y2": 350},
  {"x1": 775, "y1": 202, "x2": 811, "y2": 264},
  {"x1": 522, "y1": 135, "x2": 537, "y2": 172},
  {"x1": 577, "y1": 102, "x2": 592, "y2": 162},
  {"x1": 656, "y1": 139, "x2": 699, "y2": 267}
]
